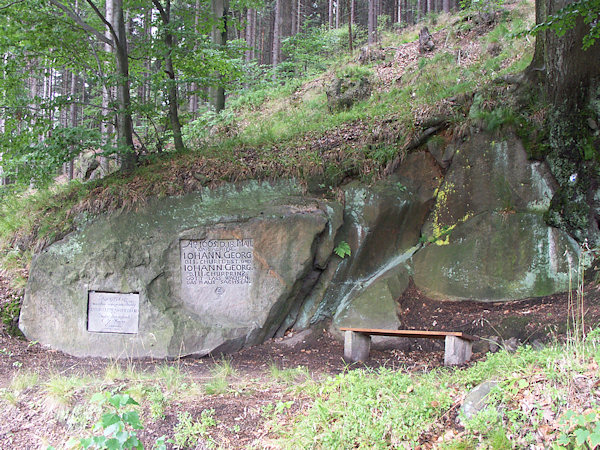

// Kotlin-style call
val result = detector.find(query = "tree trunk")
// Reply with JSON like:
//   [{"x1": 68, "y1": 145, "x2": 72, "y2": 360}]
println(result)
[
  {"x1": 153, "y1": 0, "x2": 185, "y2": 152},
  {"x1": 328, "y1": 0, "x2": 333, "y2": 29},
  {"x1": 368, "y1": 0, "x2": 375, "y2": 44},
  {"x1": 100, "y1": 0, "x2": 114, "y2": 174},
  {"x1": 210, "y1": 0, "x2": 228, "y2": 111},
  {"x1": 68, "y1": 71, "x2": 77, "y2": 180},
  {"x1": 272, "y1": 0, "x2": 281, "y2": 79},
  {"x1": 347, "y1": 0, "x2": 353, "y2": 53},
  {"x1": 529, "y1": 0, "x2": 600, "y2": 244},
  {"x1": 442, "y1": 0, "x2": 449, "y2": 13},
  {"x1": 291, "y1": 0, "x2": 297, "y2": 34},
  {"x1": 190, "y1": 0, "x2": 200, "y2": 115},
  {"x1": 113, "y1": 0, "x2": 136, "y2": 172},
  {"x1": 529, "y1": 0, "x2": 600, "y2": 109}
]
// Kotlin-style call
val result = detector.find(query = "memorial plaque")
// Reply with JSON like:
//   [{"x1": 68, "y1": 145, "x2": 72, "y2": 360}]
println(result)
[
  {"x1": 87, "y1": 291, "x2": 139, "y2": 334},
  {"x1": 180, "y1": 239, "x2": 254, "y2": 307}
]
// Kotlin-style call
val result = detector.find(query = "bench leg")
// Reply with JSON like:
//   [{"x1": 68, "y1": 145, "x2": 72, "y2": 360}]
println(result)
[
  {"x1": 444, "y1": 336, "x2": 473, "y2": 366},
  {"x1": 344, "y1": 331, "x2": 371, "y2": 363}
]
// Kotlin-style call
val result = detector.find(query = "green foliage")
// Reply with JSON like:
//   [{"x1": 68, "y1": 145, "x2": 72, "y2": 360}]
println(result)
[
  {"x1": 268, "y1": 363, "x2": 311, "y2": 385},
  {"x1": 69, "y1": 393, "x2": 144, "y2": 450},
  {"x1": 555, "y1": 410, "x2": 600, "y2": 449},
  {"x1": 529, "y1": 0, "x2": 600, "y2": 50},
  {"x1": 0, "y1": 371, "x2": 39, "y2": 406},
  {"x1": 0, "y1": 291, "x2": 22, "y2": 336},
  {"x1": 460, "y1": 0, "x2": 505, "y2": 16},
  {"x1": 279, "y1": 25, "x2": 366, "y2": 79},
  {"x1": 463, "y1": 406, "x2": 510, "y2": 447},
  {"x1": 173, "y1": 410, "x2": 217, "y2": 449},
  {"x1": 182, "y1": 108, "x2": 237, "y2": 145},
  {"x1": 469, "y1": 93, "x2": 519, "y2": 131},
  {"x1": 285, "y1": 367, "x2": 453, "y2": 447},
  {"x1": 204, "y1": 358, "x2": 236, "y2": 395},
  {"x1": 44, "y1": 375, "x2": 89, "y2": 405},
  {"x1": 155, "y1": 364, "x2": 184, "y2": 392},
  {"x1": 145, "y1": 387, "x2": 168, "y2": 420},
  {"x1": 334, "y1": 241, "x2": 351, "y2": 259}
]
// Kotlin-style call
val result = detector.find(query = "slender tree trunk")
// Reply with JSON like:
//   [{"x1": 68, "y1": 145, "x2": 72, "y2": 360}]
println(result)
[
  {"x1": 328, "y1": 0, "x2": 333, "y2": 29},
  {"x1": 210, "y1": 0, "x2": 228, "y2": 111},
  {"x1": 190, "y1": 0, "x2": 200, "y2": 115},
  {"x1": 100, "y1": 0, "x2": 114, "y2": 174},
  {"x1": 442, "y1": 0, "x2": 449, "y2": 13},
  {"x1": 297, "y1": 0, "x2": 302, "y2": 32},
  {"x1": 246, "y1": 7, "x2": 254, "y2": 62},
  {"x1": 113, "y1": 0, "x2": 136, "y2": 172},
  {"x1": 291, "y1": 0, "x2": 297, "y2": 34},
  {"x1": 368, "y1": 0, "x2": 375, "y2": 44},
  {"x1": 153, "y1": 0, "x2": 185, "y2": 152},
  {"x1": 397, "y1": 0, "x2": 401, "y2": 24},
  {"x1": 68, "y1": 71, "x2": 77, "y2": 180},
  {"x1": 272, "y1": 0, "x2": 281, "y2": 79},
  {"x1": 347, "y1": 0, "x2": 353, "y2": 53}
]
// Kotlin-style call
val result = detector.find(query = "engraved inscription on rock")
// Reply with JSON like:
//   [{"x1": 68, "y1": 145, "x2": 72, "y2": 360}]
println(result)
[
  {"x1": 87, "y1": 291, "x2": 139, "y2": 334},
  {"x1": 180, "y1": 239, "x2": 254, "y2": 308}
]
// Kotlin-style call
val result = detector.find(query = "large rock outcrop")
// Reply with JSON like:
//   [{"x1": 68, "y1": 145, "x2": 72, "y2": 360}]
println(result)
[
  {"x1": 19, "y1": 132, "x2": 584, "y2": 358},
  {"x1": 413, "y1": 131, "x2": 580, "y2": 301},
  {"x1": 20, "y1": 181, "x2": 341, "y2": 358}
]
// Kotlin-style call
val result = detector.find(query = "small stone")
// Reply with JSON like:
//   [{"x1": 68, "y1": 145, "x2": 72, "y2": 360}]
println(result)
[
  {"x1": 459, "y1": 380, "x2": 499, "y2": 423},
  {"x1": 531, "y1": 339, "x2": 545, "y2": 351},
  {"x1": 503, "y1": 337, "x2": 519, "y2": 353},
  {"x1": 418, "y1": 27, "x2": 435, "y2": 53},
  {"x1": 588, "y1": 118, "x2": 598, "y2": 130},
  {"x1": 488, "y1": 336, "x2": 501, "y2": 353}
]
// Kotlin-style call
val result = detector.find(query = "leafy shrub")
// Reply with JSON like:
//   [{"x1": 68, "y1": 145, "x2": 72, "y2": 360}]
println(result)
[
  {"x1": 335, "y1": 65, "x2": 373, "y2": 82},
  {"x1": 555, "y1": 410, "x2": 600, "y2": 449},
  {"x1": 334, "y1": 241, "x2": 351, "y2": 258},
  {"x1": 67, "y1": 393, "x2": 144, "y2": 450},
  {"x1": 173, "y1": 410, "x2": 217, "y2": 449},
  {"x1": 0, "y1": 292, "x2": 22, "y2": 336}
]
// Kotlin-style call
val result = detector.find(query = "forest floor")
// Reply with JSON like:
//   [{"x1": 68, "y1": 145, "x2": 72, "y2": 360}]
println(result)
[{"x1": 2, "y1": 270, "x2": 600, "y2": 448}]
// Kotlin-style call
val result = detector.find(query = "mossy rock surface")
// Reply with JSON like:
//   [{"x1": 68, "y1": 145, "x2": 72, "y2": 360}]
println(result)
[
  {"x1": 20, "y1": 180, "x2": 342, "y2": 358},
  {"x1": 413, "y1": 212, "x2": 579, "y2": 301}
]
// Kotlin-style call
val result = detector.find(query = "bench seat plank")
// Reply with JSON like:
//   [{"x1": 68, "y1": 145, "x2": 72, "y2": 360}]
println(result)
[{"x1": 339, "y1": 327, "x2": 477, "y2": 342}]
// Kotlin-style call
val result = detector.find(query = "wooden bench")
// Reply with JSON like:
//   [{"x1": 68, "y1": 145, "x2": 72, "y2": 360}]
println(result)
[{"x1": 339, "y1": 327, "x2": 478, "y2": 366}]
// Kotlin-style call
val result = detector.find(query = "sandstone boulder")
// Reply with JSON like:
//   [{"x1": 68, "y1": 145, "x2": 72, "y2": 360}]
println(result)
[
  {"x1": 20, "y1": 181, "x2": 341, "y2": 358},
  {"x1": 414, "y1": 131, "x2": 579, "y2": 301}
]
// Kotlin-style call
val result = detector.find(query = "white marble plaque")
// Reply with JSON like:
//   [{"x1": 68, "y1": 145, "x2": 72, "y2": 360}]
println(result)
[
  {"x1": 180, "y1": 239, "x2": 254, "y2": 307},
  {"x1": 87, "y1": 291, "x2": 139, "y2": 334}
]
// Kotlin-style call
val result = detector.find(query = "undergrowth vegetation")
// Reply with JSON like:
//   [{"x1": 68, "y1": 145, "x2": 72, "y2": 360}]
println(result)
[{"x1": 1, "y1": 334, "x2": 599, "y2": 447}]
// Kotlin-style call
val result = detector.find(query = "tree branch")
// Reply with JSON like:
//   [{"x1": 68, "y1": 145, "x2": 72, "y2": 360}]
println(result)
[
  {"x1": 151, "y1": 0, "x2": 168, "y2": 24},
  {"x1": 0, "y1": 0, "x2": 26, "y2": 11},
  {"x1": 47, "y1": 0, "x2": 113, "y2": 46},
  {"x1": 83, "y1": 0, "x2": 120, "y2": 48}
]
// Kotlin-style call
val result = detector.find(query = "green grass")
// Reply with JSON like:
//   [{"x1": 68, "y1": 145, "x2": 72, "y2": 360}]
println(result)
[
  {"x1": 283, "y1": 366, "x2": 454, "y2": 447},
  {"x1": 203, "y1": 358, "x2": 237, "y2": 395},
  {"x1": 268, "y1": 363, "x2": 312, "y2": 386},
  {"x1": 278, "y1": 339, "x2": 600, "y2": 448},
  {"x1": 44, "y1": 374, "x2": 91, "y2": 405}
]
